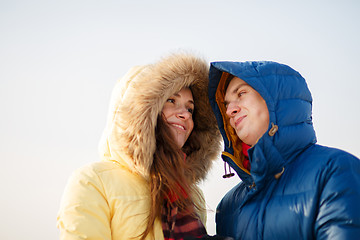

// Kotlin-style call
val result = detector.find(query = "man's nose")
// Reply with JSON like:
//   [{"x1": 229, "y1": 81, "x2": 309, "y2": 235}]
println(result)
[{"x1": 226, "y1": 102, "x2": 240, "y2": 117}]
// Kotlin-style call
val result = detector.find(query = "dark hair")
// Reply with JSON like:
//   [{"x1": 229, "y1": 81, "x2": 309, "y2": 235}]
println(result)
[{"x1": 224, "y1": 73, "x2": 235, "y2": 92}]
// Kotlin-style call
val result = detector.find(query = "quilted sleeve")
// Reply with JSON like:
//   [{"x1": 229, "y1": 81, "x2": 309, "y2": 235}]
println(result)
[
  {"x1": 315, "y1": 153, "x2": 360, "y2": 239},
  {"x1": 56, "y1": 165, "x2": 112, "y2": 240}
]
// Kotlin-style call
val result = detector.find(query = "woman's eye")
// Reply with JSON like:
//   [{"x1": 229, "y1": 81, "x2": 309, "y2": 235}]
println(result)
[
  {"x1": 167, "y1": 98, "x2": 175, "y2": 103},
  {"x1": 188, "y1": 108, "x2": 194, "y2": 114}
]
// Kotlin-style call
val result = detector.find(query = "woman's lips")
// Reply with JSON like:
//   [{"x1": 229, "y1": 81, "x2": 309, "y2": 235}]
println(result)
[{"x1": 170, "y1": 123, "x2": 186, "y2": 131}]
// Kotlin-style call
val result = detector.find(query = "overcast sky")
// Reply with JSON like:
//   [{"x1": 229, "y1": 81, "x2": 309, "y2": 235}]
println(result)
[{"x1": 1, "y1": 0, "x2": 359, "y2": 239}]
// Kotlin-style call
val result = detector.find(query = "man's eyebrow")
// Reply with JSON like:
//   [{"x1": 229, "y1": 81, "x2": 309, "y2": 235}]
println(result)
[{"x1": 230, "y1": 83, "x2": 248, "y2": 95}]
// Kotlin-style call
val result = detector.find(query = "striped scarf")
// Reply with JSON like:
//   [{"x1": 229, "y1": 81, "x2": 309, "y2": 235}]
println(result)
[{"x1": 161, "y1": 199, "x2": 207, "y2": 240}]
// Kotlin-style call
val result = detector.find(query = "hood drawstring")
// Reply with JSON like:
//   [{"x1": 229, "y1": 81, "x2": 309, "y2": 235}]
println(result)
[
  {"x1": 267, "y1": 123, "x2": 284, "y2": 179},
  {"x1": 268, "y1": 122, "x2": 278, "y2": 136},
  {"x1": 223, "y1": 142, "x2": 251, "y2": 178},
  {"x1": 223, "y1": 162, "x2": 235, "y2": 178},
  {"x1": 274, "y1": 167, "x2": 285, "y2": 179}
]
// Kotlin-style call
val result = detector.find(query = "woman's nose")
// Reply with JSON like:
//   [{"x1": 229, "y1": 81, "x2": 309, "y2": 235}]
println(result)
[
  {"x1": 226, "y1": 102, "x2": 240, "y2": 117},
  {"x1": 176, "y1": 107, "x2": 191, "y2": 120}
]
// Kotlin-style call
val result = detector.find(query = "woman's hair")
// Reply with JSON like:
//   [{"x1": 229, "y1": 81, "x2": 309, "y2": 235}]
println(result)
[{"x1": 139, "y1": 106, "x2": 202, "y2": 239}]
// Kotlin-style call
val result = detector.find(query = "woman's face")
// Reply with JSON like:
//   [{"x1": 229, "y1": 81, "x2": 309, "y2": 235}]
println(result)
[{"x1": 162, "y1": 87, "x2": 195, "y2": 148}]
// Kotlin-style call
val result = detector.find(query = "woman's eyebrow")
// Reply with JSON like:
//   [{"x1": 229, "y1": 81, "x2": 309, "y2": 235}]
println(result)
[{"x1": 173, "y1": 92, "x2": 194, "y2": 105}]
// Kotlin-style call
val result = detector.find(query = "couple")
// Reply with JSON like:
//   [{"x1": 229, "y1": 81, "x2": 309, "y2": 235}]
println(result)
[{"x1": 57, "y1": 53, "x2": 360, "y2": 240}]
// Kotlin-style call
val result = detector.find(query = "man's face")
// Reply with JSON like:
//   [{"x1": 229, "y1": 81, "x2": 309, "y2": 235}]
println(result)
[{"x1": 224, "y1": 77, "x2": 269, "y2": 146}]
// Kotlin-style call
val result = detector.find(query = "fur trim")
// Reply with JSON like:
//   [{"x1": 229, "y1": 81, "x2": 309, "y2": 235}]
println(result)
[{"x1": 99, "y1": 53, "x2": 221, "y2": 181}]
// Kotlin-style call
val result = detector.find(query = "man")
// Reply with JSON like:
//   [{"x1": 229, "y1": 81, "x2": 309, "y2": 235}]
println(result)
[{"x1": 208, "y1": 61, "x2": 360, "y2": 240}]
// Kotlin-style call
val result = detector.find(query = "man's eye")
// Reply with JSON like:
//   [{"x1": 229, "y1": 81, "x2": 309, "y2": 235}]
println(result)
[{"x1": 238, "y1": 91, "x2": 246, "y2": 97}]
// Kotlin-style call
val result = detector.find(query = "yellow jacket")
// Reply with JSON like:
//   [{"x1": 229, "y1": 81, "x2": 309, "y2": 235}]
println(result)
[{"x1": 57, "y1": 53, "x2": 221, "y2": 239}]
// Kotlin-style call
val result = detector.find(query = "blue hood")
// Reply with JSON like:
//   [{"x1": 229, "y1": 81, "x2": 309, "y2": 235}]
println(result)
[{"x1": 208, "y1": 61, "x2": 317, "y2": 188}]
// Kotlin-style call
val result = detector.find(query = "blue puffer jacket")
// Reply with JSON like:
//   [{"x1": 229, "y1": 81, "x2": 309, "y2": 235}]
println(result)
[{"x1": 208, "y1": 61, "x2": 360, "y2": 240}]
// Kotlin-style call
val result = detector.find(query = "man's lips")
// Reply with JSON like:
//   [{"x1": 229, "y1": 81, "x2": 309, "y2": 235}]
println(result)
[{"x1": 234, "y1": 115, "x2": 246, "y2": 128}]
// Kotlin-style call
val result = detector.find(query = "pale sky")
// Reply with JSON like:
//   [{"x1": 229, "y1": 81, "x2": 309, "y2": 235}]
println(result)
[{"x1": 1, "y1": 0, "x2": 359, "y2": 239}]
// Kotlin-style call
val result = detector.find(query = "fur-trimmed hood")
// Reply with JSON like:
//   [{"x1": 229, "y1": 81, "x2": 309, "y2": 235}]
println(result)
[{"x1": 99, "y1": 53, "x2": 221, "y2": 181}]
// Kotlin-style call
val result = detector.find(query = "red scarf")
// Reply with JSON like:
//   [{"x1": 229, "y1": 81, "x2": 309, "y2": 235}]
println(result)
[{"x1": 242, "y1": 142, "x2": 251, "y2": 171}]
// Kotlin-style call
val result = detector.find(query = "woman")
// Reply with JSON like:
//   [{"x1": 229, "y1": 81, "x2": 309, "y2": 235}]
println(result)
[{"x1": 57, "y1": 53, "x2": 222, "y2": 239}]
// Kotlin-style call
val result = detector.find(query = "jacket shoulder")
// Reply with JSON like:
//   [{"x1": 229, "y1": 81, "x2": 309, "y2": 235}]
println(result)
[
  {"x1": 60, "y1": 161, "x2": 149, "y2": 208},
  {"x1": 301, "y1": 144, "x2": 360, "y2": 170},
  {"x1": 57, "y1": 161, "x2": 152, "y2": 240}
]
